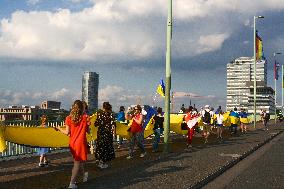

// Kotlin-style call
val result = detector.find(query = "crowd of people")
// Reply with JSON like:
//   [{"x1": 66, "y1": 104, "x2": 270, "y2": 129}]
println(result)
[{"x1": 48, "y1": 100, "x2": 270, "y2": 189}]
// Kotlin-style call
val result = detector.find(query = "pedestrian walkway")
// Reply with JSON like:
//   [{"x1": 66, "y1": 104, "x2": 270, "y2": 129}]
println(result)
[{"x1": 0, "y1": 121, "x2": 283, "y2": 189}]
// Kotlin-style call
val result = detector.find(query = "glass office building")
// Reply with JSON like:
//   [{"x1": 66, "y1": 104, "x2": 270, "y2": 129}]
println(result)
[{"x1": 82, "y1": 71, "x2": 99, "y2": 113}]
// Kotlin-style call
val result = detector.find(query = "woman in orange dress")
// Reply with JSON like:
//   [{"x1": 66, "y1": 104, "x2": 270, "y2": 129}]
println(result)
[{"x1": 56, "y1": 100, "x2": 89, "y2": 189}]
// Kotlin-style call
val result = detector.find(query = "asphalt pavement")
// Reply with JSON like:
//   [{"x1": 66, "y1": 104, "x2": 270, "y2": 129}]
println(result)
[{"x1": 226, "y1": 130, "x2": 284, "y2": 189}]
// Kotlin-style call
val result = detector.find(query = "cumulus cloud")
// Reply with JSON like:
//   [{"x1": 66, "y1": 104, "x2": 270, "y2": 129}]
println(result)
[
  {"x1": 98, "y1": 85, "x2": 152, "y2": 109},
  {"x1": 0, "y1": 0, "x2": 284, "y2": 63},
  {"x1": 49, "y1": 88, "x2": 69, "y2": 99},
  {"x1": 197, "y1": 33, "x2": 230, "y2": 54}
]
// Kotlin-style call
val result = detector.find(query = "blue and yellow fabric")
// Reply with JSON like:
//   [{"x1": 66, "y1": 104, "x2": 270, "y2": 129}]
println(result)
[{"x1": 229, "y1": 111, "x2": 240, "y2": 125}]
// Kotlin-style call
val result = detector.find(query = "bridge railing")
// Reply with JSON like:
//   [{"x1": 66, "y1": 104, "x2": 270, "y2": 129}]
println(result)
[{"x1": 0, "y1": 121, "x2": 66, "y2": 160}]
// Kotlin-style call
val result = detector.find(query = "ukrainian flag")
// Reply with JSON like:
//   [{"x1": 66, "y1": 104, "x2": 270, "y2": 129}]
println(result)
[
  {"x1": 256, "y1": 31, "x2": 263, "y2": 61},
  {"x1": 156, "y1": 79, "x2": 165, "y2": 97}
]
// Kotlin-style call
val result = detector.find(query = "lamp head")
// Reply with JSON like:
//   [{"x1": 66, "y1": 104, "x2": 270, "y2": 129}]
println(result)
[{"x1": 274, "y1": 52, "x2": 282, "y2": 56}]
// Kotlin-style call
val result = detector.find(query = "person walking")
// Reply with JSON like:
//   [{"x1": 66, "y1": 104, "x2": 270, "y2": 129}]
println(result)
[
  {"x1": 230, "y1": 107, "x2": 240, "y2": 135},
  {"x1": 239, "y1": 108, "x2": 248, "y2": 133},
  {"x1": 215, "y1": 106, "x2": 222, "y2": 114},
  {"x1": 152, "y1": 107, "x2": 164, "y2": 152},
  {"x1": 55, "y1": 100, "x2": 89, "y2": 189},
  {"x1": 185, "y1": 107, "x2": 199, "y2": 148},
  {"x1": 116, "y1": 106, "x2": 125, "y2": 149},
  {"x1": 202, "y1": 105, "x2": 211, "y2": 144},
  {"x1": 37, "y1": 115, "x2": 50, "y2": 167},
  {"x1": 125, "y1": 105, "x2": 146, "y2": 159},
  {"x1": 94, "y1": 102, "x2": 116, "y2": 169},
  {"x1": 215, "y1": 110, "x2": 224, "y2": 142},
  {"x1": 263, "y1": 111, "x2": 270, "y2": 130},
  {"x1": 260, "y1": 109, "x2": 265, "y2": 126},
  {"x1": 180, "y1": 104, "x2": 186, "y2": 114}
]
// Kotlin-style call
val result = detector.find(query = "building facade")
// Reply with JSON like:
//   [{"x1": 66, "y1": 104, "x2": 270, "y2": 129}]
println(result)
[
  {"x1": 82, "y1": 71, "x2": 99, "y2": 113},
  {"x1": 226, "y1": 57, "x2": 275, "y2": 113},
  {"x1": 0, "y1": 106, "x2": 51, "y2": 121},
  {"x1": 0, "y1": 100, "x2": 65, "y2": 122},
  {"x1": 41, "y1": 101, "x2": 61, "y2": 110}
]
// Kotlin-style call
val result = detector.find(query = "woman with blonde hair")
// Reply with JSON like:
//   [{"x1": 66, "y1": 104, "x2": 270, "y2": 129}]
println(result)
[{"x1": 56, "y1": 100, "x2": 89, "y2": 189}]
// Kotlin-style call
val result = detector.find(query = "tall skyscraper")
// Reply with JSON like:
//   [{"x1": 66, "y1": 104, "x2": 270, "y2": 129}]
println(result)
[
  {"x1": 82, "y1": 71, "x2": 99, "y2": 113},
  {"x1": 226, "y1": 57, "x2": 275, "y2": 113}
]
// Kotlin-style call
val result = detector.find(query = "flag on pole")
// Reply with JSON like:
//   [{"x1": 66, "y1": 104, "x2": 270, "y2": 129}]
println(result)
[
  {"x1": 274, "y1": 61, "x2": 280, "y2": 80},
  {"x1": 156, "y1": 79, "x2": 165, "y2": 97},
  {"x1": 256, "y1": 31, "x2": 263, "y2": 61}
]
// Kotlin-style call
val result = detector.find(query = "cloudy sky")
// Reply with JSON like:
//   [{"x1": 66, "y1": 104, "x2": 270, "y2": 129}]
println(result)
[{"x1": 0, "y1": 0, "x2": 283, "y2": 112}]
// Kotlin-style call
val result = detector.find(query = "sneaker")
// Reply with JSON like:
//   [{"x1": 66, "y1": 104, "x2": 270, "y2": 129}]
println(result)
[
  {"x1": 83, "y1": 172, "x2": 88, "y2": 182},
  {"x1": 187, "y1": 144, "x2": 192, "y2": 148},
  {"x1": 126, "y1": 155, "x2": 133, "y2": 160},
  {"x1": 44, "y1": 160, "x2": 50, "y2": 164},
  {"x1": 44, "y1": 161, "x2": 49, "y2": 167},
  {"x1": 117, "y1": 145, "x2": 121, "y2": 149},
  {"x1": 38, "y1": 163, "x2": 44, "y2": 167},
  {"x1": 140, "y1": 152, "x2": 147, "y2": 158},
  {"x1": 68, "y1": 183, "x2": 77, "y2": 189},
  {"x1": 102, "y1": 164, "x2": 108, "y2": 169},
  {"x1": 204, "y1": 139, "x2": 208, "y2": 144},
  {"x1": 98, "y1": 163, "x2": 108, "y2": 169},
  {"x1": 152, "y1": 149, "x2": 158, "y2": 153},
  {"x1": 97, "y1": 163, "x2": 103, "y2": 168}
]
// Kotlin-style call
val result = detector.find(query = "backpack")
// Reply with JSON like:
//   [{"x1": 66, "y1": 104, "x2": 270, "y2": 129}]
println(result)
[
  {"x1": 202, "y1": 110, "x2": 211, "y2": 124},
  {"x1": 265, "y1": 113, "x2": 270, "y2": 120}
]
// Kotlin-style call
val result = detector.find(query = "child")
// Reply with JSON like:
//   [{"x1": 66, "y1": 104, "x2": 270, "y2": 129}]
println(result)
[{"x1": 37, "y1": 115, "x2": 50, "y2": 167}]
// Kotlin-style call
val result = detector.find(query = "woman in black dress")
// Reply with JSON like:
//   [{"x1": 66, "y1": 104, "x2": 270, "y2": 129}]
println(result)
[{"x1": 95, "y1": 102, "x2": 116, "y2": 169}]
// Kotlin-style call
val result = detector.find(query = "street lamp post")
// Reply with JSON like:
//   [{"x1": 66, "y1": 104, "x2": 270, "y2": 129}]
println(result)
[
  {"x1": 253, "y1": 16, "x2": 264, "y2": 129},
  {"x1": 163, "y1": 0, "x2": 172, "y2": 153},
  {"x1": 282, "y1": 64, "x2": 284, "y2": 109},
  {"x1": 274, "y1": 52, "x2": 282, "y2": 124}
]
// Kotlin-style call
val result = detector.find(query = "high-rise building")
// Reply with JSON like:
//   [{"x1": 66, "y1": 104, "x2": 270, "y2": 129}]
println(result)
[
  {"x1": 82, "y1": 71, "x2": 99, "y2": 113},
  {"x1": 226, "y1": 57, "x2": 275, "y2": 113}
]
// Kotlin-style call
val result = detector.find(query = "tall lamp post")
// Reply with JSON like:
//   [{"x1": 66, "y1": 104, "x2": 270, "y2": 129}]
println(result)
[
  {"x1": 164, "y1": 0, "x2": 172, "y2": 153},
  {"x1": 282, "y1": 64, "x2": 284, "y2": 109},
  {"x1": 253, "y1": 15, "x2": 264, "y2": 129},
  {"x1": 274, "y1": 52, "x2": 282, "y2": 124}
]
